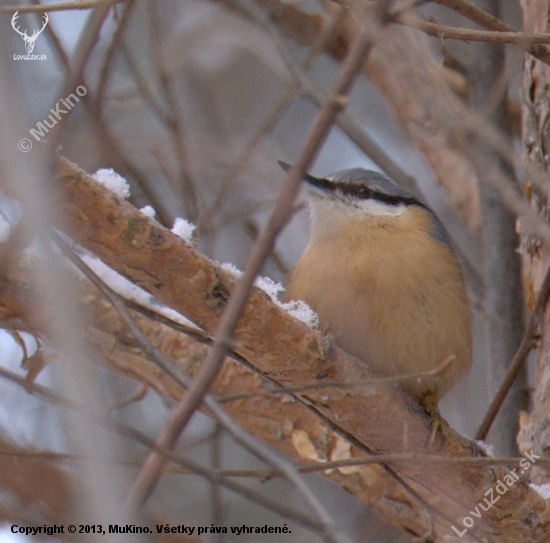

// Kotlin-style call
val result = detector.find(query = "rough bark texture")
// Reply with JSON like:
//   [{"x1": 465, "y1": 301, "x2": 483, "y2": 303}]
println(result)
[
  {"x1": 3, "y1": 156, "x2": 544, "y2": 542},
  {"x1": 518, "y1": 0, "x2": 550, "y2": 485}
]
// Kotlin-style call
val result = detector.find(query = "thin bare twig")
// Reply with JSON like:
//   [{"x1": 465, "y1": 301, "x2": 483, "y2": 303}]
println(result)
[
  {"x1": 37, "y1": 3, "x2": 113, "y2": 168},
  {"x1": 399, "y1": 15, "x2": 550, "y2": 45},
  {"x1": 244, "y1": 220, "x2": 289, "y2": 275},
  {"x1": 476, "y1": 264, "x2": 550, "y2": 440},
  {"x1": 117, "y1": 43, "x2": 168, "y2": 123},
  {"x1": 262, "y1": 11, "x2": 484, "y2": 296},
  {"x1": 426, "y1": 0, "x2": 550, "y2": 64},
  {"x1": 125, "y1": 8, "x2": 383, "y2": 542},
  {"x1": 34, "y1": 0, "x2": 171, "y2": 225},
  {"x1": 210, "y1": 423, "x2": 223, "y2": 543},
  {"x1": 427, "y1": 0, "x2": 520, "y2": 32},
  {"x1": 254, "y1": 0, "x2": 550, "y2": 246},
  {"x1": 218, "y1": 356, "x2": 454, "y2": 402},
  {"x1": 9, "y1": 446, "x2": 550, "y2": 476},
  {"x1": 0, "y1": 365, "x2": 327, "y2": 533},
  {"x1": 150, "y1": 3, "x2": 200, "y2": 223},
  {"x1": 242, "y1": 0, "x2": 428, "y2": 195},
  {"x1": 32, "y1": 0, "x2": 70, "y2": 67},
  {"x1": 0, "y1": 0, "x2": 122, "y2": 13},
  {"x1": 88, "y1": 1, "x2": 174, "y2": 224},
  {"x1": 200, "y1": 3, "x2": 345, "y2": 241},
  {"x1": 53, "y1": 232, "x2": 350, "y2": 543},
  {"x1": 96, "y1": 0, "x2": 136, "y2": 114},
  {"x1": 228, "y1": 0, "x2": 478, "y2": 301},
  {"x1": 60, "y1": 4, "x2": 113, "y2": 90},
  {"x1": 200, "y1": 84, "x2": 296, "y2": 241}
]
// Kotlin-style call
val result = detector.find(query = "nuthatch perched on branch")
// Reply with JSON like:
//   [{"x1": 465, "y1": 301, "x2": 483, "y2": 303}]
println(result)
[{"x1": 282, "y1": 163, "x2": 472, "y2": 404}]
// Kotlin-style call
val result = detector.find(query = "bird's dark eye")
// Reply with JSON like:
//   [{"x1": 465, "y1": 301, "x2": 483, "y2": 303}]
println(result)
[{"x1": 356, "y1": 185, "x2": 371, "y2": 199}]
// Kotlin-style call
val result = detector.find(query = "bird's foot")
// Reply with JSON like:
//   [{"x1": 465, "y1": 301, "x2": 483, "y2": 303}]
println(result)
[{"x1": 421, "y1": 391, "x2": 448, "y2": 447}]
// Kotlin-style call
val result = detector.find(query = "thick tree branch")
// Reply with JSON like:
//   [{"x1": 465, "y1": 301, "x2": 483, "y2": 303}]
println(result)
[{"x1": 41, "y1": 156, "x2": 550, "y2": 542}]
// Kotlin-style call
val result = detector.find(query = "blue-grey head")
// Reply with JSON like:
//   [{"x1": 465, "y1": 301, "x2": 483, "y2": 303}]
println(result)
[{"x1": 278, "y1": 161, "x2": 451, "y2": 246}]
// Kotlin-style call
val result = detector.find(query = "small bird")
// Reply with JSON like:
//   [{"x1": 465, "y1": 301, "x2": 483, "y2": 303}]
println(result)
[{"x1": 282, "y1": 163, "x2": 472, "y2": 405}]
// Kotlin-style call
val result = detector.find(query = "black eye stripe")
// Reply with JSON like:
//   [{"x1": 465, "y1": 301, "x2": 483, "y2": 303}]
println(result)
[
  {"x1": 334, "y1": 181, "x2": 423, "y2": 208},
  {"x1": 300, "y1": 170, "x2": 425, "y2": 209}
]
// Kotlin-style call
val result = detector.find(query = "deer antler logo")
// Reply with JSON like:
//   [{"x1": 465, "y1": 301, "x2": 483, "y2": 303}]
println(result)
[{"x1": 11, "y1": 11, "x2": 49, "y2": 54}]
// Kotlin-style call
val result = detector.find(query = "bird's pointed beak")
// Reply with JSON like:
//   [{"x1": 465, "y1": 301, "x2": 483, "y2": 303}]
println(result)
[
  {"x1": 277, "y1": 161, "x2": 336, "y2": 193},
  {"x1": 277, "y1": 160, "x2": 292, "y2": 174}
]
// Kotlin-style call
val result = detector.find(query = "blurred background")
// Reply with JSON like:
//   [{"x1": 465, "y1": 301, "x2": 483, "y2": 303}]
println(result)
[{"x1": 0, "y1": 0, "x2": 538, "y2": 541}]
